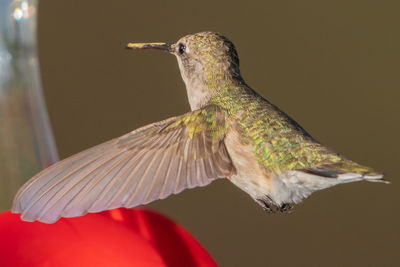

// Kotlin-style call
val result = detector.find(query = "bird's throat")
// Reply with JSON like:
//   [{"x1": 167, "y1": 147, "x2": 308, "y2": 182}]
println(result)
[{"x1": 184, "y1": 69, "x2": 243, "y2": 111}]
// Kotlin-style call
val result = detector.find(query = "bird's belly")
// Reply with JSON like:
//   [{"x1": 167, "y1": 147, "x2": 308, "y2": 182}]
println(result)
[
  {"x1": 224, "y1": 127, "x2": 313, "y2": 207},
  {"x1": 224, "y1": 128, "x2": 272, "y2": 200}
]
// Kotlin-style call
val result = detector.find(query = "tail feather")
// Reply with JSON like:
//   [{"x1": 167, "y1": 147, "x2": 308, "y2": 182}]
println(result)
[{"x1": 302, "y1": 158, "x2": 387, "y2": 182}]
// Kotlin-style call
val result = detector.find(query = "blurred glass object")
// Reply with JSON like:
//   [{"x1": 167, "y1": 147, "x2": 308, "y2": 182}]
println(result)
[{"x1": 0, "y1": 0, "x2": 58, "y2": 211}]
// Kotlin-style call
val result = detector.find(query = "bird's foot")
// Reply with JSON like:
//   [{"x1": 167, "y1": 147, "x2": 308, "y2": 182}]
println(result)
[
  {"x1": 256, "y1": 197, "x2": 276, "y2": 213},
  {"x1": 256, "y1": 197, "x2": 294, "y2": 214},
  {"x1": 279, "y1": 203, "x2": 294, "y2": 214}
]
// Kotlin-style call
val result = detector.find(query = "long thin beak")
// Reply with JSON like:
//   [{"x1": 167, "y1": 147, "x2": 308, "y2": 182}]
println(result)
[{"x1": 125, "y1": 42, "x2": 173, "y2": 53}]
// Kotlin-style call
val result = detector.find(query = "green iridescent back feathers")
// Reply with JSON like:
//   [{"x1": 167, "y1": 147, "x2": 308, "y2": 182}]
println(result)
[{"x1": 186, "y1": 32, "x2": 379, "y2": 177}]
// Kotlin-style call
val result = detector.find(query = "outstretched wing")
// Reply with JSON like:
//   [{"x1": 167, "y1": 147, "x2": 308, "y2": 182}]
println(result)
[{"x1": 13, "y1": 105, "x2": 233, "y2": 223}]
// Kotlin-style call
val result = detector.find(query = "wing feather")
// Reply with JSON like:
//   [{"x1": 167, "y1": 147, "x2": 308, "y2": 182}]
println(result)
[{"x1": 13, "y1": 105, "x2": 234, "y2": 223}]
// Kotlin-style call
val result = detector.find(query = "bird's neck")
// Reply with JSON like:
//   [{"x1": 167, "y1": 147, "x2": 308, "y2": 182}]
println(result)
[{"x1": 185, "y1": 68, "x2": 244, "y2": 111}]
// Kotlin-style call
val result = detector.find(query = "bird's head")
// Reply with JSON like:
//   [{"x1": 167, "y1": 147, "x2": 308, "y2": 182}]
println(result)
[{"x1": 127, "y1": 32, "x2": 242, "y2": 110}]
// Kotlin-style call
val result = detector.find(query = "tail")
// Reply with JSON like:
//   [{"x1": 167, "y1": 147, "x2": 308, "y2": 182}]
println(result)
[{"x1": 302, "y1": 159, "x2": 389, "y2": 184}]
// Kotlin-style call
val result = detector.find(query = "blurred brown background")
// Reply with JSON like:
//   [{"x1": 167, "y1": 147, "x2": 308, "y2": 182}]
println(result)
[{"x1": 38, "y1": 0, "x2": 399, "y2": 266}]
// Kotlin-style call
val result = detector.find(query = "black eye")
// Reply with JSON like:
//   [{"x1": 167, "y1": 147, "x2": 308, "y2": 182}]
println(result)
[{"x1": 178, "y1": 43, "x2": 186, "y2": 55}]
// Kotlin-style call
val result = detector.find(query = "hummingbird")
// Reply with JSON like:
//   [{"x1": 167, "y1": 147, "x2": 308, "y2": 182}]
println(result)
[{"x1": 13, "y1": 32, "x2": 387, "y2": 223}]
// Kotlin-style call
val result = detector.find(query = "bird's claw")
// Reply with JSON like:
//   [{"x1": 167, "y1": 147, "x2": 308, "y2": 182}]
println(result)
[
  {"x1": 279, "y1": 203, "x2": 294, "y2": 214},
  {"x1": 257, "y1": 197, "x2": 294, "y2": 214}
]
